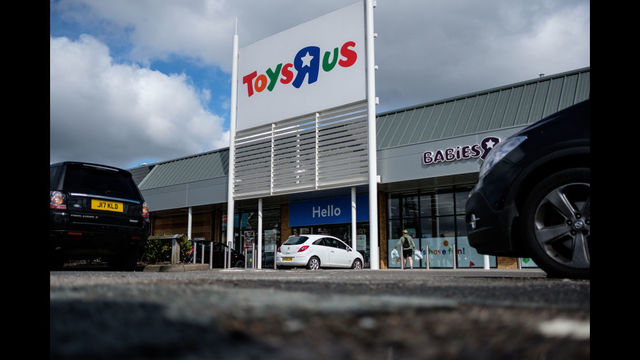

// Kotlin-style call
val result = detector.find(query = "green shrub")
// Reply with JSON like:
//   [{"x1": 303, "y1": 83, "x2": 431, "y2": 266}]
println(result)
[{"x1": 141, "y1": 234, "x2": 192, "y2": 264}]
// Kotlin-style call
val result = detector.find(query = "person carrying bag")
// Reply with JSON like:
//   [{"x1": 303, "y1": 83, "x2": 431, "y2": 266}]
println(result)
[{"x1": 395, "y1": 229, "x2": 416, "y2": 269}]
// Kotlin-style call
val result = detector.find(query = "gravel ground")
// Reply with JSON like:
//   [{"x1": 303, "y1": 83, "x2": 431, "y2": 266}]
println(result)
[{"x1": 50, "y1": 269, "x2": 590, "y2": 359}]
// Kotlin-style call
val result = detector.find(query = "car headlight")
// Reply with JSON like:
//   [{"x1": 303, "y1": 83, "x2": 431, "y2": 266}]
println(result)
[{"x1": 478, "y1": 135, "x2": 527, "y2": 178}]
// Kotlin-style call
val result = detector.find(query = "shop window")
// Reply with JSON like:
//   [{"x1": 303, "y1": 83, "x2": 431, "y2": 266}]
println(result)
[
  {"x1": 456, "y1": 236, "x2": 497, "y2": 268},
  {"x1": 401, "y1": 219, "x2": 419, "y2": 238},
  {"x1": 423, "y1": 237, "x2": 456, "y2": 268},
  {"x1": 455, "y1": 188, "x2": 471, "y2": 214},
  {"x1": 356, "y1": 223, "x2": 369, "y2": 262},
  {"x1": 402, "y1": 195, "x2": 419, "y2": 218},
  {"x1": 419, "y1": 194, "x2": 433, "y2": 217},
  {"x1": 389, "y1": 197, "x2": 400, "y2": 218},
  {"x1": 388, "y1": 219, "x2": 401, "y2": 239},
  {"x1": 456, "y1": 216, "x2": 467, "y2": 237},
  {"x1": 387, "y1": 187, "x2": 496, "y2": 269},
  {"x1": 435, "y1": 192, "x2": 455, "y2": 216},
  {"x1": 434, "y1": 216, "x2": 455, "y2": 237},
  {"x1": 222, "y1": 208, "x2": 280, "y2": 268},
  {"x1": 419, "y1": 218, "x2": 433, "y2": 239}
]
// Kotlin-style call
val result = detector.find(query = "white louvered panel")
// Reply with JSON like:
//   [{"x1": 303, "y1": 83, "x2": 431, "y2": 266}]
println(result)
[
  {"x1": 234, "y1": 135, "x2": 271, "y2": 197},
  {"x1": 233, "y1": 100, "x2": 369, "y2": 200}
]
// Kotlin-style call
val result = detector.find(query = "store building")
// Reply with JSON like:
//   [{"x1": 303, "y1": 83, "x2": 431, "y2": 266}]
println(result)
[{"x1": 131, "y1": 67, "x2": 590, "y2": 269}]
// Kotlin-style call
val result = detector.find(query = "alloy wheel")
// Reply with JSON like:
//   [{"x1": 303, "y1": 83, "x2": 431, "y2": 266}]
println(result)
[
  {"x1": 533, "y1": 182, "x2": 590, "y2": 270},
  {"x1": 352, "y1": 259, "x2": 363, "y2": 269},
  {"x1": 307, "y1": 257, "x2": 320, "y2": 270}
]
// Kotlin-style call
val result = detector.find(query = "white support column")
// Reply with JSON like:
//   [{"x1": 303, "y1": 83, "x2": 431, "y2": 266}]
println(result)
[
  {"x1": 257, "y1": 198, "x2": 263, "y2": 269},
  {"x1": 365, "y1": 0, "x2": 379, "y2": 269},
  {"x1": 270, "y1": 123, "x2": 275, "y2": 195},
  {"x1": 315, "y1": 112, "x2": 319, "y2": 190},
  {"x1": 226, "y1": 19, "x2": 239, "y2": 268},
  {"x1": 188, "y1": 206, "x2": 193, "y2": 241},
  {"x1": 188, "y1": 206, "x2": 193, "y2": 264},
  {"x1": 351, "y1": 187, "x2": 357, "y2": 251}
]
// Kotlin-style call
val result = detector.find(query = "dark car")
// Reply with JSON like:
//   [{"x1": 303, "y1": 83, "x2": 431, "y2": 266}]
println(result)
[
  {"x1": 465, "y1": 99, "x2": 590, "y2": 279},
  {"x1": 50, "y1": 161, "x2": 151, "y2": 270},
  {"x1": 188, "y1": 241, "x2": 246, "y2": 268}
]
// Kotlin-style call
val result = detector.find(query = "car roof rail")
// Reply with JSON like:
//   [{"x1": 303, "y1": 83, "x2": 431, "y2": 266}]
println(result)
[{"x1": 62, "y1": 161, "x2": 126, "y2": 173}]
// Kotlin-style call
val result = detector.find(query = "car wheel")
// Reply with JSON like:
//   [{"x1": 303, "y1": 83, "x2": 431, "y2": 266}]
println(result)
[
  {"x1": 111, "y1": 252, "x2": 139, "y2": 271},
  {"x1": 352, "y1": 259, "x2": 363, "y2": 270},
  {"x1": 521, "y1": 168, "x2": 590, "y2": 279},
  {"x1": 306, "y1": 256, "x2": 320, "y2": 270},
  {"x1": 50, "y1": 253, "x2": 65, "y2": 270}
]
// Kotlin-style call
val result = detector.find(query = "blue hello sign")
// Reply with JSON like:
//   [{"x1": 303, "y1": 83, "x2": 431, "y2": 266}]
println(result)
[{"x1": 289, "y1": 194, "x2": 369, "y2": 226}]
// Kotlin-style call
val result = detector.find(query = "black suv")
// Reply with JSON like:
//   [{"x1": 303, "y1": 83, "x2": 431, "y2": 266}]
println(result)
[
  {"x1": 465, "y1": 100, "x2": 590, "y2": 279},
  {"x1": 50, "y1": 162, "x2": 151, "y2": 269}
]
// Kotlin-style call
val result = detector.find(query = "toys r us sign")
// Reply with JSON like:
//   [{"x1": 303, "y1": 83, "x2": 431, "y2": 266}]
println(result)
[{"x1": 237, "y1": 1, "x2": 366, "y2": 131}]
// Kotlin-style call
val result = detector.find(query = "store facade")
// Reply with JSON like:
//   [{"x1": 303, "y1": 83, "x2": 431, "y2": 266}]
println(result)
[{"x1": 131, "y1": 67, "x2": 590, "y2": 269}]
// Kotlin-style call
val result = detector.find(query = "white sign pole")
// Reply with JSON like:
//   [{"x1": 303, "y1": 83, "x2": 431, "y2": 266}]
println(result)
[
  {"x1": 365, "y1": 0, "x2": 379, "y2": 270},
  {"x1": 257, "y1": 198, "x2": 263, "y2": 269},
  {"x1": 226, "y1": 19, "x2": 239, "y2": 265},
  {"x1": 351, "y1": 186, "x2": 356, "y2": 251}
]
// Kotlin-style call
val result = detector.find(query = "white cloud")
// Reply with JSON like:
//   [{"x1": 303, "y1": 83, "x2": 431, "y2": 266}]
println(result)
[
  {"x1": 55, "y1": 0, "x2": 236, "y2": 70},
  {"x1": 371, "y1": 0, "x2": 589, "y2": 111},
  {"x1": 514, "y1": 4, "x2": 590, "y2": 74},
  {"x1": 53, "y1": 0, "x2": 361, "y2": 71},
  {"x1": 50, "y1": 34, "x2": 228, "y2": 168}
]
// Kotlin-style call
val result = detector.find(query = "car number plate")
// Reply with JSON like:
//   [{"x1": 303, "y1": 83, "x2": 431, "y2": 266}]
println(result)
[
  {"x1": 91, "y1": 199, "x2": 124, "y2": 213},
  {"x1": 283, "y1": 257, "x2": 293, "y2": 261}
]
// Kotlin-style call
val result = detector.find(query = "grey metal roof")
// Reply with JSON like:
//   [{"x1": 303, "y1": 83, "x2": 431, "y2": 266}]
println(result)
[
  {"x1": 137, "y1": 149, "x2": 228, "y2": 190},
  {"x1": 132, "y1": 67, "x2": 589, "y2": 192},
  {"x1": 376, "y1": 67, "x2": 590, "y2": 149},
  {"x1": 130, "y1": 165, "x2": 154, "y2": 186}
]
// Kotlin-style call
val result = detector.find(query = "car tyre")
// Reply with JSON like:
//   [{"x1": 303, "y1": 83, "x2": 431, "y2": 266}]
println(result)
[
  {"x1": 50, "y1": 253, "x2": 65, "y2": 270},
  {"x1": 352, "y1": 259, "x2": 363, "y2": 270},
  {"x1": 521, "y1": 167, "x2": 590, "y2": 279},
  {"x1": 306, "y1": 256, "x2": 320, "y2": 270},
  {"x1": 111, "y1": 250, "x2": 140, "y2": 271}
]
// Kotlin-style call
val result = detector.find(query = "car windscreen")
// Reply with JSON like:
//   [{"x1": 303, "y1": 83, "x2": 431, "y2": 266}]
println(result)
[
  {"x1": 283, "y1": 236, "x2": 308, "y2": 245},
  {"x1": 62, "y1": 164, "x2": 141, "y2": 200}
]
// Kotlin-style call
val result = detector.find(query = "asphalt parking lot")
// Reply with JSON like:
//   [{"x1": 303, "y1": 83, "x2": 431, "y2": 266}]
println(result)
[{"x1": 50, "y1": 268, "x2": 590, "y2": 359}]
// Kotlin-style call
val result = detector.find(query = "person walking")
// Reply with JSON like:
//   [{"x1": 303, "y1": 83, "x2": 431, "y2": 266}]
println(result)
[{"x1": 395, "y1": 229, "x2": 416, "y2": 269}]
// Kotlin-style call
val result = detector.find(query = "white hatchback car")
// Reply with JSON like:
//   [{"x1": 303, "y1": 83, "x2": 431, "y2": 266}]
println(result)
[{"x1": 276, "y1": 234, "x2": 364, "y2": 270}]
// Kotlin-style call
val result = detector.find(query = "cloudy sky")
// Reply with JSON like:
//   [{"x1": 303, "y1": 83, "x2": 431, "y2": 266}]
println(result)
[{"x1": 50, "y1": 0, "x2": 589, "y2": 169}]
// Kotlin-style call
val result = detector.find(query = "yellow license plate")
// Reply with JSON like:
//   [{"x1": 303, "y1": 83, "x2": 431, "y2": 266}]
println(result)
[
  {"x1": 91, "y1": 199, "x2": 124, "y2": 213},
  {"x1": 283, "y1": 257, "x2": 293, "y2": 261}
]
